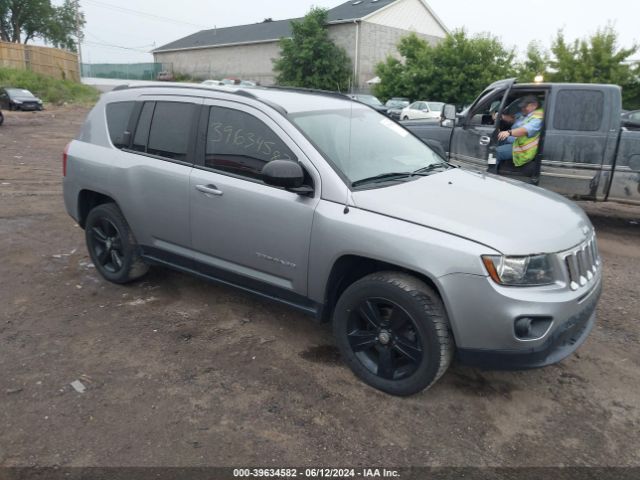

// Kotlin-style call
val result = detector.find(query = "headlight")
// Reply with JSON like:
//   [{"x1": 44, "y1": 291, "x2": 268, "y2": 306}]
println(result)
[
  {"x1": 13, "y1": 99, "x2": 22, "y2": 104},
  {"x1": 37, "y1": 99, "x2": 42, "y2": 104},
  {"x1": 482, "y1": 254, "x2": 556, "y2": 286}
]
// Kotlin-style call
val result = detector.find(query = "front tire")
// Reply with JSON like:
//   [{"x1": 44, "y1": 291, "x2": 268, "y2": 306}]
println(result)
[
  {"x1": 333, "y1": 272, "x2": 454, "y2": 396},
  {"x1": 402, "y1": 116, "x2": 409, "y2": 121},
  {"x1": 85, "y1": 203, "x2": 149, "y2": 284}
]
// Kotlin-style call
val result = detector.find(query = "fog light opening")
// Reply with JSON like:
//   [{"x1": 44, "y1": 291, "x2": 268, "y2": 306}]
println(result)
[
  {"x1": 515, "y1": 318, "x2": 533, "y2": 338},
  {"x1": 514, "y1": 316, "x2": 553, "y2": 341}
]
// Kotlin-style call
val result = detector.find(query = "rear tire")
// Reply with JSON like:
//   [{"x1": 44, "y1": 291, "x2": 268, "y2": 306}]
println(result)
[
  {"x1": 85, "y1": 203, "x2": 149, "y2": 284},
  {"x1": 333, "y1": 272, "x2": 454, "y2": 396}
]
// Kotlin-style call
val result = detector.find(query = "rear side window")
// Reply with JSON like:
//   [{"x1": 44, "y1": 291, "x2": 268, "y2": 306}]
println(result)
[
  {"x1": 131, "y1": 101, "x2": 197, "y2": 161},
  {"x1": 147, "y1": 102, "x2": 197, "y2": 161},
  {"x1": 205, "y1": 106, "x2": 296, "y2": 181},
  {"x1": 553, "y1": 90, "x2": 604, "y2": 131},
  {"x1": 106, "y1": 101, "x2": 135, "y2": 148}
]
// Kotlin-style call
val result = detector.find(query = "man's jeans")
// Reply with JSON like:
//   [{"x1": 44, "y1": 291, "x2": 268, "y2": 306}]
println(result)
[{"x1": 496, "y1": 143, "x2": 513, "y2": 167}]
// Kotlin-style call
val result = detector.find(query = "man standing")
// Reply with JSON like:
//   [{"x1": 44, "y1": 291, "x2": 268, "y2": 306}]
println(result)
[{"x1": 495, "y1": 95, "x2": 544, "y2": 168}]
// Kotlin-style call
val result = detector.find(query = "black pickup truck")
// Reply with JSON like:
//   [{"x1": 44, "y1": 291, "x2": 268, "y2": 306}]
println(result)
[{"x1": 404, "y1": 79, "x2": 640, "y2": 205}]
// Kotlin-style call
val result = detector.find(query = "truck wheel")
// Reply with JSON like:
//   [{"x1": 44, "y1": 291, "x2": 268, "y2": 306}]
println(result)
[
  {"x1": 85, "y1": 203, "x2": 149, "y2": 284},
  {"x1": 333, "y1": 272, "x2": 454, "y2": 396}
]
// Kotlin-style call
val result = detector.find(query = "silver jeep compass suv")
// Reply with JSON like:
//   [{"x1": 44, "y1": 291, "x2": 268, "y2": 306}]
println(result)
[{"x1": 63, "y1": 84, "x2": 602, "y2": 396}]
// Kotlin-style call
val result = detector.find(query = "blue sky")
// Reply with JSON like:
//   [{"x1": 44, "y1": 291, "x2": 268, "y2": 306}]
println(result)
[{"x1": 62, "y1": 0, "x2": 639, "y2": 64}]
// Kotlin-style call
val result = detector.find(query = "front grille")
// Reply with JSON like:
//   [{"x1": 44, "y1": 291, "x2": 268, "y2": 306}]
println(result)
[{"x1": 563, "y1": 234, "x2": 600, "y2": 291}]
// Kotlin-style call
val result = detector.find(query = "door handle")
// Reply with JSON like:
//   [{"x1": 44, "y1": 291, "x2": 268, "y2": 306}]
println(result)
[
  {"x1": 479, "y1": 136, "x2": 491, "y2": 146},
  {"x1": 196, "y1": 184, "x2": 224, "y2": 197}
]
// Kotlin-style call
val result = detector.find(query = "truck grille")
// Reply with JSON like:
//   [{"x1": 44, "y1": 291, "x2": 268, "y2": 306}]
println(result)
[{"x1": 563, "y1": 235, "x2": 600, "y2": 291}]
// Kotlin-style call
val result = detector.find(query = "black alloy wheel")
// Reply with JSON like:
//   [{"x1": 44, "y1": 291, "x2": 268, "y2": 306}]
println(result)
[
  {"x1": 85, "y1": 203, "x2": 149, "y2": 284},
  {"x1": 333, "y1": 272, "x2": 454, "y2": 396},
  {"x1": 347, "y1": 297, "x2": 424, "y2": 381},
  {"x1": 90, "y1": 217, "x2": 125, "y2": 274}
]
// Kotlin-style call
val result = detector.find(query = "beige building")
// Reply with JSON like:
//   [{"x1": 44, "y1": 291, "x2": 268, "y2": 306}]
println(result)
[{"x1": 153, "y1": 0, "x2": 448, "y2": 88}]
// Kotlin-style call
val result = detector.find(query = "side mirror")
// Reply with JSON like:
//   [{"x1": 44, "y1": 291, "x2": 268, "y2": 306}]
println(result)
[
  {"x1": 442, "y1": 104, "x2": 456, "y2": 121},
  {"x1": 262, "y1": 160, "x2": 313, "y2": 196}
]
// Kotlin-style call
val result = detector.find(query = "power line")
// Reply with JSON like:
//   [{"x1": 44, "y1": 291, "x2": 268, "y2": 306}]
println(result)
[
  {"x1": 83, "y1": 40, "x2": 151, "y2": 53},
  {"x1": 81, "y1": 0, "x2": 208, "y2": 29},
  {"x1": 85, "y1": 31, "x2": 155, "y2": 50}
]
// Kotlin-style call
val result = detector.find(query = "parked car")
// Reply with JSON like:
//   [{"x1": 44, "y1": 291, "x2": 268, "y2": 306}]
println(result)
[
  {"x1": 401, "y1": 101, "x2": 444, "y2": 121},
  {"x1": 63, "y1": 84, "x2": 602, "y2": 396},
  {"x1": 404, "y1": 78, "x2": 640, "y2": 205},
  {"x1": 621, "y1": 109, "x2": 640, "y2": 125},
  {"x1": 239, "y1": 80, "x2": 257, "y2": 87},
  {"x1": 0, "y1": 87, "x2": 43, "y2": 111},
  {"x1": 385, "y1": 97, "x2": 410, "y2": 120},
  {"x1": 348, "y1": 94, "x2": 388, "y2": 114},
  {"x1": 201, "y1": 79, "x2": 224, "y2": 87},
  {"x1": 156, "y1": 71, "x2": 174, "y2": 81}
]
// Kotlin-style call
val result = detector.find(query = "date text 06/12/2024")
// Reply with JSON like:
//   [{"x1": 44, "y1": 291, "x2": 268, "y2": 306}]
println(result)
[{"x1": 232, "y1": 468, "x2": 401, "y2": 478}]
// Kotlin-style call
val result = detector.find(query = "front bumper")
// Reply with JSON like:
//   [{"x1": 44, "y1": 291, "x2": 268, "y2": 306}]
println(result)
[
  {"x1": 457, "y1": 296, "x2": 598, "y2": 369},
  {"x1": 438, "y1": 271, "x2": 602, "y2": 369},
  {"x1": 16, "y1": 103, "x2": 40, "y2": 111}
]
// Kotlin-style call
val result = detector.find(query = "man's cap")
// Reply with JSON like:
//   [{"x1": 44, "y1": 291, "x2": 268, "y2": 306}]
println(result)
[
  {"x1": 502, "y1": 100, "x2": 520, "y2": 115},
  {"x1": 518, "y1": 95, "x2": 540, "y2": 107}
]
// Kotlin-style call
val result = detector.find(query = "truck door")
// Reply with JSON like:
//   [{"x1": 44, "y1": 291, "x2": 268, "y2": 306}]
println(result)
[
  {"x1": 538, "y1": 86, "x2": 619, "y2": 200},
  {"x1": 449, "y1": 79, "x2": 515, "y2": 172},
  {"x1": 607, "y1": 128, "x2": 640, "y2": 205}
]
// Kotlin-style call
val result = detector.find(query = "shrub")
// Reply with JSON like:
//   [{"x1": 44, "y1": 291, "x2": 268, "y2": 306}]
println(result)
[{"x1": 0, "y1": 68, "x2": 100, "y2": 105}]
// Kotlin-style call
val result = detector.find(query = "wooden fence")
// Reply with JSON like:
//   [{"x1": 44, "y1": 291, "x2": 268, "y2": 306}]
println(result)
[{"x1": 0, "y1": 42, "x2": 79, "y2": 81}]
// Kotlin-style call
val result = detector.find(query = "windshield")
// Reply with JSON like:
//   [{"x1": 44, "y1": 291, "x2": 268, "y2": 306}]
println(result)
[
  {"x1": 7, "y1": 88, "x2": 35, "y2": 98},
  {"x1": 356, "y1": 95, "x2": 383, "y2": 107},
  {"x1": 290, "y1": 106, "x2": 445, "y2": 187},
  {"x1": 427, "y1": 102, "x2": 444, "y2": 112}
]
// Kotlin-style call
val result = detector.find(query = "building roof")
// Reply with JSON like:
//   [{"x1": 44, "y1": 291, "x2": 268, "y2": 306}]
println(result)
[{"x1": 153, "y1": 0, "x2": 397, "y2": 53}]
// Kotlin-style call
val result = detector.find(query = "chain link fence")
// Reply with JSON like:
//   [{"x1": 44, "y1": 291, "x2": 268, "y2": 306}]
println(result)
[{"x1": 81, "y1": 63, "x2": 172, "y2": 81}]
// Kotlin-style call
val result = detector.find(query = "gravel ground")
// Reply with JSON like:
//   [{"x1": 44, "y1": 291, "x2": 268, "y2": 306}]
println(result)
[{"x1": 0, "y1": 106, "x2": 639, "y2": 468}]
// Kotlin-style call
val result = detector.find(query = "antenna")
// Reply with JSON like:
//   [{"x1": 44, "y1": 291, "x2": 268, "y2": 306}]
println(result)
[{"x1": 344, "y1": 100, "x2": 353, "y2": 215}]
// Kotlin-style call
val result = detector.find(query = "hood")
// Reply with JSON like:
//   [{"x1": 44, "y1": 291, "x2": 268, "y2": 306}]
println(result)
[{"x1": 351, "y1": 168, "x2": 592, "y2": 255}]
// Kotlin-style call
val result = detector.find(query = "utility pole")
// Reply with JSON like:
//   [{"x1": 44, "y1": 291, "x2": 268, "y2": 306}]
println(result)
[{"x1": 75, "y1": 0, "x2": 83, "y2": 79}]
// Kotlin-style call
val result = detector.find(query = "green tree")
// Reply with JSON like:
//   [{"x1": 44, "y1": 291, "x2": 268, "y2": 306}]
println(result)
[
  {"x1": 516, "y1": 42, "x2": 550, "y2": 83},
  {"x1": 374, "y1": 30, "x2": 516, "y2": 106},
  {"x1": 273, "y1": 8, "x2": 352, "y2": 91},
  {"x1": 0, "y1": 0, "x2": 83, "y2": 51},
  {"x1": 549, "y1": 26, "x2": 640, "y2": 109}
]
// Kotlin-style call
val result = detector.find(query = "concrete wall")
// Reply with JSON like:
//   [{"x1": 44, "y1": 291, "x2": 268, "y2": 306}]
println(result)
[
  {"x1": 356, "y1": 22, "x2": 441, "y2": 87},
  {"x1": 154, "y1": 41, "x2": 282, "y2": 85},
  {"x1": 365, "y1": 0, "x2": 448, "y2": 37}
]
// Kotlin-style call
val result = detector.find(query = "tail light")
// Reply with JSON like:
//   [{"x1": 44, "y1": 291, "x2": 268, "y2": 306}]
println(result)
[{"x1": 63, "y1": 142, "x2": 70, "y2": 176}]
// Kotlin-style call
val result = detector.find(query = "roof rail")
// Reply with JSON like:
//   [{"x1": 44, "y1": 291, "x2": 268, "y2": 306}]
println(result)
[
  {"x1": 105, "y1": 83, "x2": 288, "y2": 116},
  {"x1": 264, "y1": 85, "x2": 351, "y2": 101}
]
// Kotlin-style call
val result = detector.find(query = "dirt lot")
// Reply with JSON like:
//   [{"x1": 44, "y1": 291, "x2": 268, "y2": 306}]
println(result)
[{"x1": 1, "y1": 106, "x2": 639, "y2": 468}]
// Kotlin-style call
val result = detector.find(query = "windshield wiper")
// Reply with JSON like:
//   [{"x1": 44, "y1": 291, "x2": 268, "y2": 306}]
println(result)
[
  {"x1": 352, "y1": 172, "x2": 413, "y2": 188},
  {"x1": 410, "y1": 163, "x2": 450, "y2": 176},
  {"x1": 352, "y1": 162, "x2": 452, "y2": 188}
]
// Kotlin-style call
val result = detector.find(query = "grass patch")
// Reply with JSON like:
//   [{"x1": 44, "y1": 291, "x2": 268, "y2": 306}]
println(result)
[{"x1": 0, "y1": 67, "x2": 100, "y2": 106}]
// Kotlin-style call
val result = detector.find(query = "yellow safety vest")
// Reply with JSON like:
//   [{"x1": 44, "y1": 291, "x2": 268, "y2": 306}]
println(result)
[{"x1": 513, "y1": 109, "x2": 544, "y2": 167}]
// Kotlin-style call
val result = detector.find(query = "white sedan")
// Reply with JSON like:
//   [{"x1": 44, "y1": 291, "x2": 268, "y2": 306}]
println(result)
[{"x1": 400, "y1": 101, "x2": 445, "y2": 121}]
